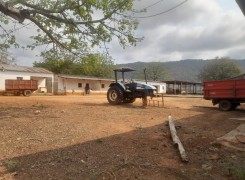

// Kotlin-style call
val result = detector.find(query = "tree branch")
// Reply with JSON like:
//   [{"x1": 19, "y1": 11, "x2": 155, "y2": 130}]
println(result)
[
  {"x1": 28, "y1": 16, "x2": 69, "y2": 51},
  {"x1": 0, "y1": 1, "x2": 27, "y2": 23}
]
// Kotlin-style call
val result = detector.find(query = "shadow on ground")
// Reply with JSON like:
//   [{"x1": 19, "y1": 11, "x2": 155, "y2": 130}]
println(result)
[{"x1": 1, "y1": 107, "x2": 245, "y2": 180}]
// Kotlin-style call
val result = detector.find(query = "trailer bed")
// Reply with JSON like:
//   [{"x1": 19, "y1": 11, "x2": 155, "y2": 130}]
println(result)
[{"x1": 203, "y1": 79, "x2": 245, "y2": 99}]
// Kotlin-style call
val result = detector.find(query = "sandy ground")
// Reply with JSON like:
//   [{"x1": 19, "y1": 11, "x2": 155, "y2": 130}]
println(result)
[{"x1": 0, "y1": 95, "x2": 244, "y2": 180}]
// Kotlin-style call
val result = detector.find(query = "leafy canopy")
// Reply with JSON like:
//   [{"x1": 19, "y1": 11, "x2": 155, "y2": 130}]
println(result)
[
  {"x1": 34, "y1": 50, "x2": 114, "y2": 78},
  {"x1": 198, "y1": 58, "x2": 242, "y2": 81},
  {"x1": 0, "y1": 0, "x2": 140, "y2": 54}
]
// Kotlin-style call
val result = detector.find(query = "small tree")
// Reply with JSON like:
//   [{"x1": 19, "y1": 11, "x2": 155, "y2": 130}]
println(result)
[
  {"x1": 145, "y1": 62, "x2": 169, "y2": 81},
  {"x1": 198, "y1": 58, "x2": 241, "y2": 81}
]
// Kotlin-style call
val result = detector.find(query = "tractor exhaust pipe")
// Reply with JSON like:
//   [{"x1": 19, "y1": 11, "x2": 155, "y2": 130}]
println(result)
[{"x1": 144, "y1": 68, "x2": 147, "y2": 84}]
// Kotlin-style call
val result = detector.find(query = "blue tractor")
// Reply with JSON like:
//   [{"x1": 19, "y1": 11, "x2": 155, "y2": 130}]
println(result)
[{"x1": 107, "y1": 67, "x2": 156, "y2": 106}]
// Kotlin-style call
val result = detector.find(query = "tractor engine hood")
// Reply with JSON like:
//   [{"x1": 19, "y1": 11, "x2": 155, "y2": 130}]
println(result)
[{"x1": 135, "y1": 82, "x2": 156, "y2": 90}]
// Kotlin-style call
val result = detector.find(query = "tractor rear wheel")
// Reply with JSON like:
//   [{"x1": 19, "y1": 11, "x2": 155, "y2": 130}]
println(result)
[{"x1": 107, "y1": 86, "x2": 124, "y2": 105}]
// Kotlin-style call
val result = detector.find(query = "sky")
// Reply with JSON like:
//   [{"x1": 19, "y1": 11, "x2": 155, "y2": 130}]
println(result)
[{"x1": 7, "y1": 0, "x2": 245, "y2": 66}]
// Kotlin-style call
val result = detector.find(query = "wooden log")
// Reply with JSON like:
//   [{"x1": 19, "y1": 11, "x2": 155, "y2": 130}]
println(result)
[{"x1": 168, "y1": 116, "x2": 188, "y2": 162}]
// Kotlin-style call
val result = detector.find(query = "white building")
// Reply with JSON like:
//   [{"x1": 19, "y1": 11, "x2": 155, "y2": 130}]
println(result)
[
  {"x1": 136, "y1": 80, "x2": 167, "y2": 94},
  {"x1": 54, "y1": 74, "x2": 114, "y2": 95},
  {"x1": 0, "y1": 64, "x2": 167, "y2": 95},
  {"x1": 0, "y1": 64, "x2": 54, "y2": 93}
]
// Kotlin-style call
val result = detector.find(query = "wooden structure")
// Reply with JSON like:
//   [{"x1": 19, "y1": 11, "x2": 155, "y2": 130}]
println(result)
[
  {"x1": 5, "y1": 79, "x2": 38, "y2": 96},
  {"x1": 164, "y1": 80, "x2": 202, "y2": 95}
]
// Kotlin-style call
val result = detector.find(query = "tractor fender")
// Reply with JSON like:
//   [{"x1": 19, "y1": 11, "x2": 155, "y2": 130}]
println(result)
[{"x1": 109, "y1": 82, "x2": 126, "y2": 91}]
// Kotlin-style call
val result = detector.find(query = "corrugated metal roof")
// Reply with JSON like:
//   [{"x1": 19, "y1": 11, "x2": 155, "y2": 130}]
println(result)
[
  {"x1": 57, "y1": 74, "x2": 114, "y2": 81},
  {"x1": 0, "y1": 64, "x2": 53, "y2": 74}
]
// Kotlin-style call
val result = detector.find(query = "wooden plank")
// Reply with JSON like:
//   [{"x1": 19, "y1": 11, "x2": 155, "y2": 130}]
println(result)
[{"x1": 168, "y1": 116, "x2": 188, "y2": 162}]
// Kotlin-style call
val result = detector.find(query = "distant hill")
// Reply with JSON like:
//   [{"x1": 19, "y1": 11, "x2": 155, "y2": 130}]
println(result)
[{"x1": 117, "y1": 59, "x2": 245, "y2": 82}]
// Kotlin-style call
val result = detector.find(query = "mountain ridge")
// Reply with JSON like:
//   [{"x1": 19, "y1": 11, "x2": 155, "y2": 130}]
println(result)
[{"x1": 117, "y1": 59, "x2": 245, "y2": 82}]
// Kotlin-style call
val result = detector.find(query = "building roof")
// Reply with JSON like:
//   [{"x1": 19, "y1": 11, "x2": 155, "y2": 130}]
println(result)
[
  {"x1": 163, "y1": 80, "x2": 202, "y2": 85},
  {"x1": 0, "y1": 64, "x2": 53, "y2": 74},
  {"x1": 57, "y1": 74, "x2": 114, "y2": 82},
  {"x1": 113, "y1": 67, "x2": 136, "y2": 72}
]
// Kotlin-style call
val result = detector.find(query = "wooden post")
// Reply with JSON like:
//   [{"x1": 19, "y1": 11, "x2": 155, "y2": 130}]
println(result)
[
  {"x1": 168, "y1": 116, "x2": 188, "y2": 162},
  {"x1": 162, "y1": 94, "x2": 164, "y2": 107}
]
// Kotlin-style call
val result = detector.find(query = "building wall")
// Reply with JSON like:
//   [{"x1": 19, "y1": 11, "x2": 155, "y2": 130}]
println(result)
[
  {"x1": 55, "y1": 76, "x2": 112, "y2": 95},
  {"x1": 0, "y1": 71, "x2": 53, "y2": 92}
]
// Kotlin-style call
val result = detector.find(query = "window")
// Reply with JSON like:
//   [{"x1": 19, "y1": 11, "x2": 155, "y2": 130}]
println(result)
[
  {"x1": 101, "y1": 84, "x2": 105, "y2": 88},
  {"x1": 78, "y1": 83, "x2": 82, "y2": 88},
  {"x1": 17, "y1": 77, "x2": 23, "y2": 80}
]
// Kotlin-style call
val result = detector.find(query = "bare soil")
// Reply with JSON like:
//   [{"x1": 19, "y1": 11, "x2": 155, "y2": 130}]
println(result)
[{"x1": 0, "y1": 95, "x2": 244, "y2": 180}]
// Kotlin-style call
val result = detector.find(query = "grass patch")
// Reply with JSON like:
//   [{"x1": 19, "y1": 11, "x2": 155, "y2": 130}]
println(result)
[
  {"x1": 4, "y1": 160, "x2": 21, "y2": 172},
  {"x1": 226, "y1": 163, "x2": 245, "y2": 180},
  {"x1": 95, "y1": 138, "x2": 103, "y2": 143}
]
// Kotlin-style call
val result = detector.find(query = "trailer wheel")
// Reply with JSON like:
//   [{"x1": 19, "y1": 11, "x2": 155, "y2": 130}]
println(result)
[
  {"x1": 23, "y1": 90, "x2": 32, "y2": 97},
  {"x1": 219, "y1": 100, "x2": 232, "y2": 111},
  {"x1": 107, "y1": 86, "x2": 123, "y2": 105},
  {"x1": 231, "y1": 103, "x2": 239, "y2": 110}
]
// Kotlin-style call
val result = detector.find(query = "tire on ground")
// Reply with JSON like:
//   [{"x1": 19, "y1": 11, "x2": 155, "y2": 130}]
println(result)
[
  {"x1": 231, "y1": 103, "x2": 239, "y2": 110},
  {"x1": 123, "y1": 97, "x2": 136, "y2": 103},
  {"x1": 107, "y1": 86, "x2": 124, "y2": 105},
  {"x1": 23, "y1": 90, "x2": 32, "y2": 97},
  {"x1": 219, "y1": 100, "x2": 232, "y2": 111}
]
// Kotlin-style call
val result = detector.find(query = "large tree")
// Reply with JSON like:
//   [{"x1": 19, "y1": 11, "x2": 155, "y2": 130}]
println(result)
[
  {"x1": 76, "y1": 53, "x2": 114, "y2": 78},
  {"x1": 198, "y1": 58, "x2": 242, "y2": 81},
  {"x1": 34, "y1": 50, "x2": 114, "y2": 78},
  {"x1": 0, "y1": 0, "x2": 140, "y2": 53}
]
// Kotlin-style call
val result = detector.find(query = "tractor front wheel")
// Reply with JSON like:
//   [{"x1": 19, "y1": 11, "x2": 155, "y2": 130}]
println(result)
[{"x1": 107, "y1": 86, "x2": 124, "y2": 105}]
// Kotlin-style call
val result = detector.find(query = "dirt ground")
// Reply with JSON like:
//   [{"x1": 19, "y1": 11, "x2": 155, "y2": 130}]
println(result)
[{"x1": 0, "y1": 94, "x2": 244, "y2": 180}]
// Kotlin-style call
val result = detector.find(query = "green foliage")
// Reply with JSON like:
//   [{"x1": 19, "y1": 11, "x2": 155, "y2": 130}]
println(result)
[
  {"x1": 227, "y1": 165, "x2": 245, "y2": 180},
  {"x1": 4, "y1": 160, "x2": 21, "y2": 172},
  {"x1": 136, "y1": 62, "x2": 169, "y2": 81},
  {"x1": 0, "y1": 48, "x2": 16, "y2": 64},
  {"x1": 225, "y1": 161, "x2": 245, "y2": 180},
  {"x1": 33, "y1": 50, "x2": 76, "y2": 74},
  {"x1": 0, "y1": 0, "x2": 139, "y2": 55},
  {"x1": 34, "y1": 50, "x2": 114, "y2": 78},
  {"x1": 198, "y1": 58, "x2": 241, "y2": 81},
  {"x1": 77, "y1": 54, "x2": 114, "y2": 78}
]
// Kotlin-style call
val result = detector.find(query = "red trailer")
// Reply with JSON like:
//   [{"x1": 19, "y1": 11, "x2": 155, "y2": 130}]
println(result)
[
  {"x1": 203, "y1": 79, "x2": 245, "y2": 111},
  {"x1": 5, "y1": 79, "x2": 38, "y2": 96}
]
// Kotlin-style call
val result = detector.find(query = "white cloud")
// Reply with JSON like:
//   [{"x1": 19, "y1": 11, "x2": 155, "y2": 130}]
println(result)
[{"x1": 107, "y1": 0, "x2": 245, "y2": 64}]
